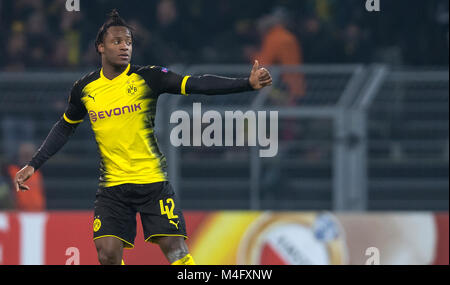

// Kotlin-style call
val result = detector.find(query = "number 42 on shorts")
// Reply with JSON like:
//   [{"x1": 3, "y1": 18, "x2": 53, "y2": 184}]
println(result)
[{"x1": 159, "y1": 198, "x2": 179, "y2": 219}]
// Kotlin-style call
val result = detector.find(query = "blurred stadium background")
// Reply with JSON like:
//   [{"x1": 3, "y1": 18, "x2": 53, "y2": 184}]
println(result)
[{"x1": 0, "y1": 0, "x2": 448, "y2": 265}]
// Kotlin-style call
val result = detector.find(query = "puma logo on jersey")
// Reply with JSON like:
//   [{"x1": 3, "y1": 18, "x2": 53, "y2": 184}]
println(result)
[{"x1": 87, "y1": 94, "x2": 97, "y2": 102}]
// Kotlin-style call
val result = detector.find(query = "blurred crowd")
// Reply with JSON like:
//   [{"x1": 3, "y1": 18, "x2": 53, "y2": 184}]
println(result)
[
  {"x1": 0, "y1": 142, "x2": 45, "y2": 210},
  {"x1": 0, "y1": 0, "x2": 448, "y2": 71},
  {"x1": 0, "y1": 0, "x2": 448, "y2": 211}
]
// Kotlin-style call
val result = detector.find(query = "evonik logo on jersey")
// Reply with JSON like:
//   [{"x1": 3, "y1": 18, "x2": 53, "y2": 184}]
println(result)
[{"x1": 89, "y1": 103, "x2": 142, "y2": 123}]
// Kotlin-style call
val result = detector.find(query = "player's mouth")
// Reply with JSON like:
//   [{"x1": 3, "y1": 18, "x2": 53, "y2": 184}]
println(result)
[{"x1": 119, "y1": 54, "x2": 130, "y2": 60}]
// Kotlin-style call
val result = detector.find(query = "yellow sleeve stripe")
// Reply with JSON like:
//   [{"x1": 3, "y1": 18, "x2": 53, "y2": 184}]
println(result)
[
  {"x1": 63, "y1": 113, "x2": 83, "y2": 124},
  {"x1": 181, "y1": 75, "x2": 191, "y2": 96}
]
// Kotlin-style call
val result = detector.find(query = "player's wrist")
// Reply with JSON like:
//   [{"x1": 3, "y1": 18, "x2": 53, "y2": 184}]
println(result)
[
  {"x1": 26, "y1": 162, "x2": 37, "y2": 172},
  {"x1": 248, "y1": 77, "x2": 257, "y2": 90}
]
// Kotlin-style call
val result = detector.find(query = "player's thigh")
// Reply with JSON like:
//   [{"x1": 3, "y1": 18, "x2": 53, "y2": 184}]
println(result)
[
  {"x1": 93, "y1": 185, "x2": 137, "y2": 249},
  {"x1": 94, "y1": 236, "x2": 124, "y2": 264},
  {"x1": 94, "y1": 236, "x2": 124, "y2": 254},
  {"x1": 137, "y1": 182, "x2": 188, "y2": 243}
]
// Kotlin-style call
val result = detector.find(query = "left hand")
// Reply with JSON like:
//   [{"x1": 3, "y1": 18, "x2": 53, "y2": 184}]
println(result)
[{"x1": 249, "y1": 60, "x2": 273, "y2": 90}]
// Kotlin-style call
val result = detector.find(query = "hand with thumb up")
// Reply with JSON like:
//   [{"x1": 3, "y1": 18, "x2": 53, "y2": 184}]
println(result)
[{"x1": 249, "y1": 60, "x2": 273, "y2": 90}]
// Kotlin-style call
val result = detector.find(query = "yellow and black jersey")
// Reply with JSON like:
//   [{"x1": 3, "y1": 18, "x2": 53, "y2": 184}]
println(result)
[
  {"x1": 64, "y1": 64, "x2": 191, "y2": 187},
  {"x1": 29, "y1": 64, "x2": 253, "y2": 188}
]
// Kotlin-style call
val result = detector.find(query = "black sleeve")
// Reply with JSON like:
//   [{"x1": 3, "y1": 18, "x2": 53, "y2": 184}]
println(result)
[
  {"x1": 139, "y1": 66, "x2": 185, "y2": 95},
  {"x1": 142, "y1": 66, "x2": 254, "y2": 95},
  {"x1": 28, "y1": 81, "x2": 86, "y2": 170},
  {"x1": 185, "y1": 75, "x2": 254, "y2": 95},
  {"x1": 64, "y1": 81, "x2": 87, "y2": 123},
  {"x1": 28, "y1": 117, "x2": 79, "y2": 170}
]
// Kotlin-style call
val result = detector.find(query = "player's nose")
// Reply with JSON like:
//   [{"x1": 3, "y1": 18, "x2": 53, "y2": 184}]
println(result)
[{"x1": 119, "y1": 42, "x2": 129, "y2": 51}]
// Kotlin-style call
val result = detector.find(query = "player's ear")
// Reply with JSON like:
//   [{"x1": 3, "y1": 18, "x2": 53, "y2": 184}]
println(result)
[{"x1": 98, "y1": 43, "x2": 105, "y2": 54}]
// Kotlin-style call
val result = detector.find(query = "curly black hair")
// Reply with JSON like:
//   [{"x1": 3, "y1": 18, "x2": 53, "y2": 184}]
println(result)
[{"x1": 95, "y1": 9, "x2": 134, "y2": 54}]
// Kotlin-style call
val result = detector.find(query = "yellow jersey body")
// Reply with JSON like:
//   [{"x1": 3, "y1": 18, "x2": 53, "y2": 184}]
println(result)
[{"x1": 63, "y1": 64, "x2": 189, "y2": 187}]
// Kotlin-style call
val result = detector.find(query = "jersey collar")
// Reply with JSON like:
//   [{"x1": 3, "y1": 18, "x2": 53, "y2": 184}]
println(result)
[{"x1": 100, "y1": 64, "x2": 131, "y2": 82}]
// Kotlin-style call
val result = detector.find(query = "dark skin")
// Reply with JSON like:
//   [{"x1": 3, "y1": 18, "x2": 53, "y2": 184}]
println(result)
[
  {"x1": 96, "y1": 26, "x2": 133, "y2": 80},
  {"x1": 14, "y1": 27, "x2": 272, "y2": 191},
  {"x1": 14, "y1": 25, "x2": 273, "y2": 265},
  {"x1": 95, "y1": 26, "x2": 191, "y2": 265}
]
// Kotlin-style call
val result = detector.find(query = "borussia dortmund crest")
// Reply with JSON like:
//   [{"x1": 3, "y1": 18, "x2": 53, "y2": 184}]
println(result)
[
  {"x1": 93, "y1": 217, "x2": 101, "y2": 232},
  {"x1": 126, "y1": 80, "x2": 138, "y2": 96}
]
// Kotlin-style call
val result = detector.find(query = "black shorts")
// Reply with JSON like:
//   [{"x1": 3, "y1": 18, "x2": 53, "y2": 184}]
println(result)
[{"x1": 93, "y1": 181, "x2": 187, "y2": 248}]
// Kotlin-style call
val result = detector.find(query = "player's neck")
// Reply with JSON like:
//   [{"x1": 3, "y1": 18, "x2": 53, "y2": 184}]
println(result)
[{"x1": 102, "y1": 63, "x2": 128, "y2": 80}]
